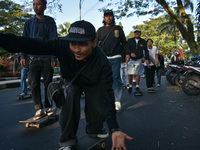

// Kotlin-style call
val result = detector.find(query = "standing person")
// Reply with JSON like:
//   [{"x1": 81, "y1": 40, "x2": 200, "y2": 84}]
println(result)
[
  {"x1": 127, "y1": 29, "x2": 149, "y2": 95},
  {"x1": 96, "y1": 9, "x2": 130, "y2": 111},
  {"x1": 7, "y1": 53, "x2": 30, "y2": 96},
  {"x1": 0, "y1": 20, "x2": 133, "y2": 150},
  {"x1": 156, "y1": 53, "x2": 164, "y2": 87},
  {"x1": 20, "y1": 54, "x2": 30, "y2": 96},
  {"x1": 143, "y1": 39, "x2": 158, "y2": 92},
  {"x1": 21, "y1": 0, "x2": 57, "y2": 120}
]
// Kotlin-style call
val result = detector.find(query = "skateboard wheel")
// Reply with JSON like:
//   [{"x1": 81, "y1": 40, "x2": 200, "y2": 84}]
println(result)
[
  {"x1": 100, "y1": 142, "x2": 106, "y2": 149},
  {"x1": 25, "y1": 123, "x2": 30, "y2": 128},
  {"x1": 36, "y1": 124, "x2": 40, "y2": 128}
]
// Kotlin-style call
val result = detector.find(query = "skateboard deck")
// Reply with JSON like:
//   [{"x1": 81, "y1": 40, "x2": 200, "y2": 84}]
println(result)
[
  {"x1": 75, "y1": 135, "x2": 106, "y2": 150},
  {"x1": 19, "y1": 107, "x2": 59, "y2": 128},
  {"x1": 17, "y1": 93, "x2": 32, "y2": 100}
]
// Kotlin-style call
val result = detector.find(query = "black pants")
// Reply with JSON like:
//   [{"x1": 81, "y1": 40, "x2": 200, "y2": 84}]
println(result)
[
  {"x1": 29, "y1": 57, "x2": 53, "y2": 110},
  {"x1": 156, "y1": 67, "x2": 163, "y2": 84},
  {"x1": 59, "y1": 84, "x2": 104, "y2": 146},
  {"x1": 145, "y1": 65, "x2": 156, "y2": 88}
]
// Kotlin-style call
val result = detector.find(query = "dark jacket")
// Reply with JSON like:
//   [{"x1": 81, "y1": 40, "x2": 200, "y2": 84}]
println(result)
[
  {"x1": 0, "y1": 33, "x2": 119, "y2": 131},
  {"x1": 158, "y1": 54, "x2": 164, "y2": 68},
  {"x1": 21, "y1": 15, "x2": 57, "y2": 62},
  {"x1": 128, "y1": 37, "x2": 149, "y2": 60},
  {"x1": 96, "y1": 25, "x2": 130, "y2": 57}
]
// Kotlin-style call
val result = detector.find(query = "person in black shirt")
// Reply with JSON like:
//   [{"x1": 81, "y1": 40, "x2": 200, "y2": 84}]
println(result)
[
  {"x1": 127, "y1": 29, "x2": 149, "y2": 95},
  {"x1": 0, "y1": 20, "x2": 133, "y2": 150},
  {"x1": 156, "y1": 53, "x2": 164, "y2": 87},
  {"x1": 96, "y1": 9, "x2": 130, "y2": 111}
]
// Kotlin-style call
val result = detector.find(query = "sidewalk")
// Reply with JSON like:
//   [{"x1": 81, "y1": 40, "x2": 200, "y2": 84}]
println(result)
[{"x1": 0, "y1": 75, "x2": 61, "y2": 90}]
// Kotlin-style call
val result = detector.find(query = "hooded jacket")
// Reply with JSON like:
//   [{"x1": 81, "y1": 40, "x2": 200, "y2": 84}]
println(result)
[
  {"x1": 0, "y1": 33, "x2": 119, "y2": 131},
  {"x1": 21, "y1": 15, "x2": 57, "y2": 62},
  {"x1": 128, "y1": 37, "x2": 149, "y2": 60}
]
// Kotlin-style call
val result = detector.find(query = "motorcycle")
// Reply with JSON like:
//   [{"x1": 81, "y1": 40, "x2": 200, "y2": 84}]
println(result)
[
  {"x1": 174, "y1": 65, "x2": 189, "y2": 87},
  {"x1": 181, "y1": 66, "x2": 200, "y2": 95},
  {"x1": 165, "y1": 64, "x2": 178, "y2": 85}
]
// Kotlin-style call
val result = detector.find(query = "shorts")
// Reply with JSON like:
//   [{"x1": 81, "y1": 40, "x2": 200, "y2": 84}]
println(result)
[{"x1": 128, "y1": 59, "x2": 142, "y2": 75}]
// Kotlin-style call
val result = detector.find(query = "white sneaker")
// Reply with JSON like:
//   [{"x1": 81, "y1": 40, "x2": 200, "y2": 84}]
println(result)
[
  {"x1": 33, "y1": 109, "x2": 45, "y2": 120},
  {"x1": 157, "y1": 84, "x2": 160, "y2": 87},
  {"x1": 115, "y1": 102, "x2": 122, "y2": 111}
]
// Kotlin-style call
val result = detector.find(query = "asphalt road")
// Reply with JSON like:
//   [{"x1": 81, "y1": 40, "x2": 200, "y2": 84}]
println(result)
[{"x1": 0, "y1": 76, "x2": 200, "y2": 150}]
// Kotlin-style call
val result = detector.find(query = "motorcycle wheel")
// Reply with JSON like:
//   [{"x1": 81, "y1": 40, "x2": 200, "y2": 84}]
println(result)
[
  {"x1": 182, "y1": 76, "x2": 200, "y2": 95},
  {"x1": 166, "y1": 72, "x2": 176, "y2": 85},
  {"x1": 174, "y1": 74, "x2": 182, "y2": 87}
]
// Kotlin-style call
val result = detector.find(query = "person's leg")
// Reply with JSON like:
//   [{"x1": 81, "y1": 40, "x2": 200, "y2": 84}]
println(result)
[
  {"x1": 145, "y1": 66, "x2": 151, "y2": 88},
  {"x1": 59, "y1": 84, "x2": 82, "y2": 147},
  {"x1": 42, "y1": 58, "x2": 53, "y2": 109},
  {"x1": 108, "y1": 58, "x2": 123, "y2": 102},
  {"x1": 83, "y1": 84, "x2": 104, "y2": 135},
  {"x1": 20, "y1": 68, "x2": 28, "y2": 95},
  {"x1": 29, "y1": 59, "x2": 42, "y2": 110}
]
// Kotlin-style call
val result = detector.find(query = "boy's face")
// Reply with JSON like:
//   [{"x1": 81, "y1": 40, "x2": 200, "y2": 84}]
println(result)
[
  {"x1": 104, "y1": 14, "x2": 114, "y2": 26},
  {"x1": 33, "y1": 0, "x2": 46, "y2": 15},
  {"x1": 147, "y1": 40, "x2": 153, "y2": 46},
  {"x1": 70, "y1": 40, "x2": 97, "y2": 61},
  {"x1": 134, "y1": 31, "x2": 141, "y2": 39}
]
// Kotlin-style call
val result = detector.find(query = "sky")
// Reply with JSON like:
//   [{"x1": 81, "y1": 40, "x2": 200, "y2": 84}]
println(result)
[{"x1": 14, "y1": 0, "x2": 197, "y2": 36}]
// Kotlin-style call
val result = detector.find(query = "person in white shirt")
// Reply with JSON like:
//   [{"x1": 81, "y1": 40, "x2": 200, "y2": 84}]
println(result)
[{"x1": 143, "y1": 39, "x2": 158, "y2": 92}]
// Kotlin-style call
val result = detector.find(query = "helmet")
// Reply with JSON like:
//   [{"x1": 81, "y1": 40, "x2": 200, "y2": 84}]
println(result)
[{"x1": 174, "y1": 51, "x2": 180, "y2": 56}]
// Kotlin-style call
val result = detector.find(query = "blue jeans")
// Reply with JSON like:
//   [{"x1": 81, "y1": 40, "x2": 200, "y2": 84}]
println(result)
[
  {"x1": 20, "y1": 68, "x2": 29, "y2": 95},
  {"x1": 108, "y1": 58, "x2": 123, "y2": 102}
]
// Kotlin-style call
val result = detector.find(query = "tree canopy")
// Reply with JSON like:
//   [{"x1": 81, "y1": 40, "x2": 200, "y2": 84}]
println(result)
[{"x1": 0, "y1": 0, "x2": 33, "y2": 56}]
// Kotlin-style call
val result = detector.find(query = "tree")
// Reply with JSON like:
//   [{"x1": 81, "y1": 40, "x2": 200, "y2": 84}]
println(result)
[
  {"x1": 0, "y1": 0, "x2": 33, "y2": 56},
  {"x1": 58, "y1": 22, "x2": 71, "y2": 37},
  {"x1": 101, "y1": 0, "x2": 198, "y2": 55}
]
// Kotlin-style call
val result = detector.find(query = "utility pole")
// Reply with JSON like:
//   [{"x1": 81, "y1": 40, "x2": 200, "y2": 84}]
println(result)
[{"x1": 79, "y1": 0, "x2": 82, "y2": 20}]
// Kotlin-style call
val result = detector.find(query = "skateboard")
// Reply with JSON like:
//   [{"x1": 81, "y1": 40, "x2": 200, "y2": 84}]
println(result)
[
  {"x1": 75, "y1": 135, "x2": 107, "y2": 150},
  {"x1": 17, "y1": 93, "x2": 32, "y2": 100},
  {"x1": 19, "y1": 107, "x2": 59, "y2": 128}
]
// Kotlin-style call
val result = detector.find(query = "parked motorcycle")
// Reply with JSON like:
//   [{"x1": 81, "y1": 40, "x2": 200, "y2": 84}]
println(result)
[
  {"x1": 181, "y1": 66, "x2": 200, "y2": 95},
  {"x1": 165, "y1": 64, "x2": 178, "y2": 85},
  {"x1": 174, "y1": 65, "x2": 189, "y2": 87}
]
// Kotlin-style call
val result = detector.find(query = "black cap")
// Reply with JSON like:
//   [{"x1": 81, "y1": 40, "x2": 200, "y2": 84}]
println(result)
[
  {"x1": 65, "y1": 20, "x2": 96, "y2": 42},
  {"x1": 104, "y1": 9, "x2": 114, "y2": 16}
]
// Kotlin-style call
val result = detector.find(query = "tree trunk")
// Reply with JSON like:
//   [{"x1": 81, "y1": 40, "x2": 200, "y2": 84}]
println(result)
[{"x1": 156, "y1": 0, "x2": 198, "y2": 55}]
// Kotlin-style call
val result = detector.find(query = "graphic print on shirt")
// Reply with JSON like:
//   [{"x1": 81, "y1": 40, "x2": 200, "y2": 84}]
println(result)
[{"x1": 114, "y1": 30, "x2": 119, "y2": 38}]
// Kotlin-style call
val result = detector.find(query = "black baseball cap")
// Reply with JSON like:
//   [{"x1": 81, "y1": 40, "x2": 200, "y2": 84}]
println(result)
[
  {"x1": 104, "y1": 9, "x2": 114, "y2": 16},
  {"x1": 65, "y1": 20, "x2": 96, "y2": 42}
]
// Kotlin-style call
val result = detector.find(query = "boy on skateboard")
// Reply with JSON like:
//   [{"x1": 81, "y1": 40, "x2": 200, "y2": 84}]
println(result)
[{"x1": 0, "y1": 20, "x2": 133, "y2": 150}]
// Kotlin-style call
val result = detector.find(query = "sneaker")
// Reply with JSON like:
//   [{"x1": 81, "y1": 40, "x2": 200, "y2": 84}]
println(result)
[
  {"x1": 33, "y1": 109, "x2": 46, "y2": 120},
  {"x1": 97, "y1": 128, "x2": 109, "y2": 138},
  {"x1": 147, "y1": 88, "x2": 152, "y2": 93},
  {"x1": 128, "y1": 87, "x2": 132, "y2": 93},
  {"x1": 58, "y1": 146, "x2": 73, "y2": 150},
  {"x1": 46, "y1": 108, "x2": 53, "y2": 115},
  {"x1": 134, "y1": 87, "x2": 142, "y2": 96},
  {"x1": 157, "y1": 84, "x2": 160, "y2": 87},
  {"x1": 115, "y1": 102, "x2": 122, "y2": 111},
  {"x1": 20, "y1": 93, "x2": 25, "y2": 97},
  {"x1": 150, "y1": 87, "x2": 155, "y2": 92},
  {"x1": 87, "y1": 128, "x2": 109, "y2": 139}
]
